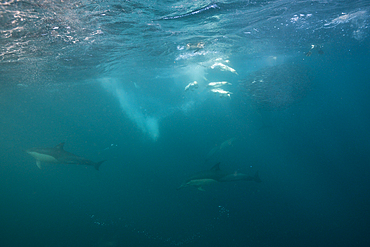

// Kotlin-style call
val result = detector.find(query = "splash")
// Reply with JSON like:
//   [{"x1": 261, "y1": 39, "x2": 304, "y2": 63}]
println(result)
[{"x1": 100, "y1": 78, "x2": 159, "y2": 141}]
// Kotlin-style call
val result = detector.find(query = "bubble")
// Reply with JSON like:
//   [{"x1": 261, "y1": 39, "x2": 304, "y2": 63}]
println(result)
[{"x1": 87, "y1": 205, "x2": 231, "y2": 246}]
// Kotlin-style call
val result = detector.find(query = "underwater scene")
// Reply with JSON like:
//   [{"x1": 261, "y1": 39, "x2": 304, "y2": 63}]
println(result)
[{"x1": 1, "y1": 0, "x2": 370, "y2": 246}]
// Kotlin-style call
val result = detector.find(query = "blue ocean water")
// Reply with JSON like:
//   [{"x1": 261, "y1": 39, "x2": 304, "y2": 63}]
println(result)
[{"x1": 1, "y1": 0, "x2": 370, "y2": 246}]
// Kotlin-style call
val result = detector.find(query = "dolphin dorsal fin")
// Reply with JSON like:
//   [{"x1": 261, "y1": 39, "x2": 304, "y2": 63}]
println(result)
[
  {"x1": 55, "y1": 142, "x2": 65, "y2": 150},
  {"x1": 211, "y1": 162, "x2": 221, "y2": 171}
]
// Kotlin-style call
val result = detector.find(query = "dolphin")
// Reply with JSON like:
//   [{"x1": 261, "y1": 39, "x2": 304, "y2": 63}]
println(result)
[
  {"x1": 177, "y1": 162, "x2": 261, "y2": 191},
  {"x1": 26, "y1": 142, "x2": 106, "y2": 170},
  {"x1": 205, "y1": 137, "x2": 236, "y2": 162}
]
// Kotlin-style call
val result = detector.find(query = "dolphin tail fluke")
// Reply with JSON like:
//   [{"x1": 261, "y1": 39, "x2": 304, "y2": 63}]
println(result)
[
  {"x1": 94, "y1": 160, "x2": 106, "y2": 171},
  {"x1": 254, "y1": 171, "x2": 262, "y2": 183}
]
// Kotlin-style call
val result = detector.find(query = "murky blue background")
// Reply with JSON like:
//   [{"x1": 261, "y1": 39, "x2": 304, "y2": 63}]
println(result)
[{"x1": 1, "y1": 1, "x2": 370, "y2": 246}]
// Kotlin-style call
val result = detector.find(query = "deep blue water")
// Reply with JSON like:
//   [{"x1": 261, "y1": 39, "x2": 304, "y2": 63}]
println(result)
[{"x1": 1, "y1": 1, "x2": 370, "y2": 246}]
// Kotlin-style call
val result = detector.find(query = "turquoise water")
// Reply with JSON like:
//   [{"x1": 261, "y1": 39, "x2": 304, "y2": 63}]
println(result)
[{"x1": 1, "y1": 1, "x2": 370, "y2": 246}]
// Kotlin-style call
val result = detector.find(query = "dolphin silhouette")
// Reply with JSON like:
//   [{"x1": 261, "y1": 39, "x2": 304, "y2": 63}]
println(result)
[
  {"x1": 26, "y1": 142, "x2": 105, "y2": 170},
  {"x1": 177, "y1": 162, "x2": 261, "y2": 191},
  {"x1": 205, "y1": 137, "x2": 236, "y2": 162}
]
